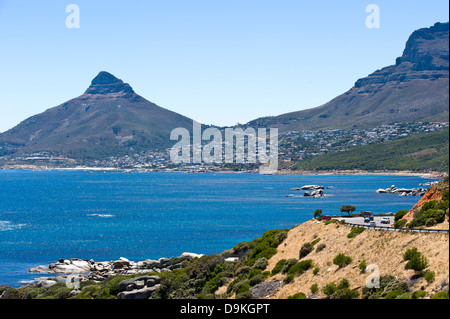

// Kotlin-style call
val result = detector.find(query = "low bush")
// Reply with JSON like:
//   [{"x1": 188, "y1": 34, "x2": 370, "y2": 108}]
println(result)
[
  {"x1": 310, "y1": 283, "x2": 319, "y2": 294},
  {"x1": 282, "y1": 259, "x2": 298, "y2": 274},
  {"x1": 287, "y1": 260, "x2": 314, "y2": 276},
  {"x1": 315, "y1": 243, "x2": 326, "y2": 253},
  {"x1": 347, "y1": 227, "x2": 365, "y2": 238},
  {"x1": 411, "y1": 290, "x2": 428, "y2": 299},
  {"x1": 432, "y1": 291, "x2": 449, "y2": 299},
  {"x1": 287, "y1": 292, "x2": 306, "y2": 299},
  {"x1": 322, "y1": 282, "x2": 337, "y2": 297},
  {"x1": 424, "y1": 270, "x2": 436, "y2": 283},
  {"x1": 331, "y1": 288, "x2": 359, "y2": 299},
  {"x1": 271, "y1": 259, "x2": 286, "y2": 276},
  {"x1": 299, "y1": 243, "x2": 314, "y2": 259},
  {"x1": 333, "y1": 253, "x2": 352, "y2": 268},
  {"x1": 384, "y1": 289, "x2": 407, "y2": 299}
]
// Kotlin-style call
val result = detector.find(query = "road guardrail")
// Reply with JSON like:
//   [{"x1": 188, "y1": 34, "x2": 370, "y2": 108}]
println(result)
[{"x1": 342, "y1": 221, "x2": 449, "y2": 234}]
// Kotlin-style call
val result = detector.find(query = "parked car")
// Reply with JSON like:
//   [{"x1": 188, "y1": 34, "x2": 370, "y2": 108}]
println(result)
[
  {"x1": 369, "y1": 221, "x2": 377, "y2": 227},
  {"x1": 364, "y1": 217, "x2": 371, "y2": 223},
  {"x1": 321, "y1": 215, "x2": 332, "y2": 220},
  {"x1": 380, "y1": 217, "x2": 390, "y2": 224}
]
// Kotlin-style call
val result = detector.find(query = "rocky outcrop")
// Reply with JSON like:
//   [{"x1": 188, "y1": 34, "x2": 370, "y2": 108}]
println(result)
[
  {"x1": 84, "y1": 71, "x2": 135, "y2": 97},
  {"x1": 401, "y1": 182, "x2": 446, "y2": 224},
  {"x1": 116, "y1": 275, "x2": 161, "y2": 299},
  {"x1": 376, "y1": 185, "x2": 426, "y2": 197},
  {"x1": 244, "y1": 22, "x2": 449, "y2": 132},
  {"x1": 289, "y1": 185, "x2": 328, "y2": 198},
  {"x1": 251, "y1": 280, "x2": 282, "y2": 299},
  {"x1": 290, "y1": 185, "x2": 325, "y2": 191},
  {"x1": 28, "y1": 253, "x2": 204, "y2": 283}
]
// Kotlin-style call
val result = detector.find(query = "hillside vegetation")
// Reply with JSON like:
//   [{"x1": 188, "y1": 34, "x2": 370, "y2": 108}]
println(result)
[{"x1": 292, "y1": 128, "x2": 449, "y2": 172}]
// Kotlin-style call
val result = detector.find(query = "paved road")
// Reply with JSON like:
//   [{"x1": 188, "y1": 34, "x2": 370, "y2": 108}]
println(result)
[
  {"x1": 334, "y1": 216, "x2": 395, "y2": 227},
  {"x1": 334, "y1": 216, "x2": 448, "y2": 233}
]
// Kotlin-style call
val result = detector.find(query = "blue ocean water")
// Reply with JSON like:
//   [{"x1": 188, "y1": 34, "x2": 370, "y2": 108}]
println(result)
[{"x1": 0, "y1": 170, "x2": 438, "y2": 287}]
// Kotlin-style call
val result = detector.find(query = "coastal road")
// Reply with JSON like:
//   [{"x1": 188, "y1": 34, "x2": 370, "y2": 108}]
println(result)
[
  {"x1": 334, "y1": 216, "x2": 449, "y2": 233},
  {"x1": 334, "y1": 216, "x2": 395, "y2": 227}
]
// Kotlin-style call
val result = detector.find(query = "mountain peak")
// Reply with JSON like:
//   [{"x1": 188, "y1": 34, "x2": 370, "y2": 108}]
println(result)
[
  {"x1": 84, "y1": 71, "x2": 135, "y2": 96},
  {"x1": 91, "y1": 71, "x2": 122, "y2": 85}
]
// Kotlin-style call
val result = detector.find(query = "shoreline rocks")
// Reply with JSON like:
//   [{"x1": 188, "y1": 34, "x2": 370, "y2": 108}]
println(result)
[
  {"x1": 27, "y1": 252, "x2": 204, "y2": 284},
  {"x1": 289, "y1": 185, "x2": 330, "y2": 198},
  {"x1": 376, "y1": 185, "x2": 426, "y2": 197}
]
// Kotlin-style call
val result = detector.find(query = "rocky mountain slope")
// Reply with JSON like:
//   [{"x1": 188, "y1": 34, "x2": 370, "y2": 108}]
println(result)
[
  {"x1": 246, "y1": 22, "x2": 449, "y2": 132},
  {"x1": 0, "y1": 72, "x2": 194, "y2": 158}
]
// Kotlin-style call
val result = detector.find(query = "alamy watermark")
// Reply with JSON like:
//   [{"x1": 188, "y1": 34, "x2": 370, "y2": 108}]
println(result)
[
  {"x1": 365, "y1": 4, "x2": 380, "y2": 29},
  {"x1": 170, "y1": 122, "x2": 279, "y2": 174},
  {"x1": 66, "y1": 4, "x2": 80, "y2": 29},
  {"x1": 365, "y1": 264, "x2": 381, "y2": 289}
]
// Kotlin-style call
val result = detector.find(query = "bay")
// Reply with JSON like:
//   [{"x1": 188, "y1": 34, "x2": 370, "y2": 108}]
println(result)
[{"x1": 0, "y1": 170, "x2": 437, "y2": 287}]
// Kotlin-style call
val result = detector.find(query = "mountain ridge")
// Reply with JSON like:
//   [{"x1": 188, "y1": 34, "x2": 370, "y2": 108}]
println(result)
[
  {"x1": 0, "y1": 71, "x2": 194, "y2": 158},
  {"x1": 245, "y1": 22, "x2": 449, "y2": 132}
]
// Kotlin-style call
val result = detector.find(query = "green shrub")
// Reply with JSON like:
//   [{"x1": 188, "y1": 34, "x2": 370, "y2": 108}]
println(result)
[
  {"x1": 393, "y1": 219, "x2": 407, "y2": 228},
  {"x1": 333, "y1": 253, "x2": 352, "y2": 268},
  {"x1": 232, "y1": 280, "x2": 251, "y2": 295},
  {"x1": 282, "y1": 259, "x2": 298, "y2": 274},
  {"x1": 283, "y1": 274, "x2": 295, "y2": 284},
  {"x1": 424, "y1": 270, "x2": 436, "y2": 283},
  {"x1": 253, "y1": 257, "x2": 269, "y2": 270},
  {"x1": 408, "y1": 254, "x2": 429, "y2": 272},
  {"x1": 271, "y1": 259, "x2": 286, "y2": 276},
  {"x1": 322, "y1": 282, "x2": 337, "y2": 297},
  {"x1": 403, "y1": 247, "x2": 419, "y2": 261},
  {"x1": 411, "y1": 290, "x2": 428, "y2": 299},
  {"x1": 358, "y1": 260, "x2": 367, "y2": 273},
  {"x1": 313, "y1": 267, "x2": 320, "y2": 275},
  {"x1": 394, "y1": 210, "x2": 409, "y2": 222},
  {"x1": 288, "y1": 292, "x2": 307, "y2": 299},
  {"x1": 315, "y1": 243, "x2": 326, "y2": 253},
  {"x1": 299, "y1": 243, "x2": 314, "y2": 259},
  {"x1": 382, "y1": 279, "x2": 409, "y2": 297},
  {"x1": 432, "y1": 291, "x2": 449, "y2": 299},
  {"x1": 275, "y1": 230, "x2": 289, "y2": 244},
  {"x1": 245, "y1": 229, "x2": 288, "y2": 266},
  {"x1": 249, "y1": 274, "x2": 265, "y2": 286},
  {"x1": 396, "y1": 292, "x2": 411, "y2": 299},
  {"x1": 331, "y1": 288, "x2": 359, "y2": 299},
  {"x1": 235, "y1": 291, "x2": 253, "y2": 299},
  {"x1": 425, "y1": 218, "x2": 437, "y2": 227},
  {"x1": 287, "y1": 260, "x2": 313, "y2": 276},
  {"x1": 347, "y1": 227, "x2": 365, "y2": 238},
  {"x1": 384, "y1": 289, "x2": 406, "y2": 299},
  {"x1": 337, "y1": 278, "x2": 350, "y2": 290},
  {"x1": 310, "y1": 283, "x2": 319, "y2": 294},
  {"x1": 247, "y1": 268, "x2": 262, "y2": 279}
]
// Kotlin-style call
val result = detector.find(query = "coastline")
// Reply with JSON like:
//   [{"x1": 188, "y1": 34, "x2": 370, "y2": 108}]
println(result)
[
  {"x1": 1, "y1": 165, "x2": 446, "y2": 179},
  {"x1": 274, "y1": 169, "x2": 446, "y2": 179}
]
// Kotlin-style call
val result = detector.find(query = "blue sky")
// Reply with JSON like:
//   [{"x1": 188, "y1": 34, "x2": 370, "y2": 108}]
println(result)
[{"x1": 0, "y1": 0, "x2": 448, "y2": 132}]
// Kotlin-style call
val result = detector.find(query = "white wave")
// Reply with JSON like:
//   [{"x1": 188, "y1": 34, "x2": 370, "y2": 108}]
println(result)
[
  {"x1": 86, "y1": 214, "x2": 115, "y2": 218},
  {"x1": 0, "y1": 220, "x2": 26, "y2": 231}
]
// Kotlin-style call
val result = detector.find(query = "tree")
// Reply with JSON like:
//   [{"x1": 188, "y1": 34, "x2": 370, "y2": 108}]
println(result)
[
  {"x1": 340, "y1": 205, "x2": 356, "y2": 217},
  {"x1": 314, "y1": 209, "x2": 323, "y2": 219}
]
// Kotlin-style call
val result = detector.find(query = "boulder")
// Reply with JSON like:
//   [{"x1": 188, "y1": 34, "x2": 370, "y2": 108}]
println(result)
[
  {"x1": 28, "y1": 265, "x2": 46, "y2": 273},
  {"x1": 251, "y1": 281, "x2": 281, "y2": 299},
  {"x1": 116, "y1": 285, "x2": 160, "y2": 300},
  {"x1": 180, "y1": 252, "x2": 204, "y2": 259},
  {"x1": 118, "y1": 276, "x2": 161, "y2": 292},
  {"x1": 37, "y1": 279, "x2": 58, "y2": 288}
]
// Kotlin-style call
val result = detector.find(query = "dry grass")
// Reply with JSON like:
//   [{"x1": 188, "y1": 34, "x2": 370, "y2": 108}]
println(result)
[{"x1": 266, "y1": 220, "x2": 449, "y2": 299}]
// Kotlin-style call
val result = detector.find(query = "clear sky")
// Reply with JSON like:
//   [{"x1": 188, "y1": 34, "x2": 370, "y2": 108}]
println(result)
[{"x1": 0, "y1": 0, "x2": 448, "y2": 132}]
